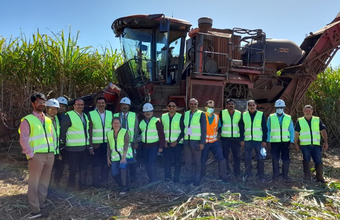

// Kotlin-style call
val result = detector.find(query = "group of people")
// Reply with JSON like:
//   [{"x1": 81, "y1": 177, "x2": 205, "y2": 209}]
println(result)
[{"x1": 19, "y1": 92, "x2": 329, "y2": 218}]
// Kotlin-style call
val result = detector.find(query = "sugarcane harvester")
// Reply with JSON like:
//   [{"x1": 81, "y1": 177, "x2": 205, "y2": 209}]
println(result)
[{"x1": 105, "y1": 12, "x2": 340, "y2": 115}]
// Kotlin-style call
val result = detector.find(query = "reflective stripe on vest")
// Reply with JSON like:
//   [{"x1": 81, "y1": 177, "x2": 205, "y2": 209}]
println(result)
[
  {"x1": 49, "y1": 116, "x2": 60, "y2": 154},
  {"x1": 298, "y1": 116, "x2": 321, "y2": 145},
  {"x1": 139, "y1": 117, "x2": 160, "y2": 143},
  {"x1": 90, "y1": 110, "x2": 112, "y2": 144},
  {"x1": 19, "y1": 114, "x2": 54, "y2": 154},
  {"x1": 205, "y1": 112, "x2": 219, "y2": 143},
  {"x1": 114, "y1": 112, "x2": 136, "y2": 143},
  {"x1": 66, "y1": 111, "x2": 89, "y2": 147},
  {"x1": 243, "y1": 111, "x2": 263, "y2": 141},
  {"x1": 221, "y1": 109, "x2": 241, "y2": 138},
  {"x1": 269, "y1": 114, "x2": 291, "y2": 142},
  {"x1": 107, "y1": 128, "x2": 133, "y2": 161},
  {"x1": 184, "y1": 110, "x2": 203, "y2": 141},
  {"x1": 161, "y1": 112, "x2": 183, "y2": 144}
]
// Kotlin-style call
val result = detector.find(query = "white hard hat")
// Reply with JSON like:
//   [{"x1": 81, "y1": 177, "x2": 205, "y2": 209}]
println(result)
[
  {"x1": 46, "y1": 99, "x2": 60, "y2": 108},
  {"x1": 143, "y1": 103, "x2": 154, "y2": 112},
  {"x1": 57, "y1": 96, "x2": 68, "y2": 105},
  {"x1": 120, "y1": 97, "x2": 131, "y2": 105},
  {"x1": 274, "y1": 99, "x2": 286, "y2": 108}
]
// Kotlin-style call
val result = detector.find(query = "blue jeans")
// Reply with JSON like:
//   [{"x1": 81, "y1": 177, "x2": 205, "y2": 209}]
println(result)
[
  {"x1": 201, "y1": 141, "x2": 224, "y2": 164},
  {"x1": 300, "y1": 145, "x2": 322, "y2": 164},
  {"x1": 244, "y1": 141, "x2": 263, "y2": 160}
]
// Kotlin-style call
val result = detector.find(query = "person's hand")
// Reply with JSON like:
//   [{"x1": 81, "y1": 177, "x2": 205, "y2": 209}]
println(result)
[
  {"x1": 261, "y1": 142, "x2": 267, "y2": 148},
  {"x1": 323, "y1": 143, "x2": 329, "y2": 151},
  {"x1": 199, "y1": 144, "x2": 204, "y2": 150},
  {"x1": 158, "y1": 148, "x2": 163, "y2": 153},
  {"x1": 120, "y1": 158, "x2": 127, "y2": 164},
  {"x1": 295, "y1": 144, "x2": 300, "y2": 151},
  {"x1": 267, "y1": 142, "x2": 271, "y2": 152},
  {"x1": 107, "y1": 159, "x2": 111, "y2": 167},
  {"x1": 240, "y1": 141, "x2": 245, "y2": 148},
  {"x1": 170, "y1": 141, "x2": 178, "y2": 147},
  {"x1": 164, "y1": 143, "x2": 169, "y2": 148},
  {"x1": 89, "y1": 148, "x2": 94, "y2": 155}
]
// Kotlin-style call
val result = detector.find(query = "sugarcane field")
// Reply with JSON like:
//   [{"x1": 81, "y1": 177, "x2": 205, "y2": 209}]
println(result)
[{"x1": 1, "y1": 5, "x2": 340, "y2": 220}]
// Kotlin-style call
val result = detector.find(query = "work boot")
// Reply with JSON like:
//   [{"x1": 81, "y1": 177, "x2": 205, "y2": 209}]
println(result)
[
  {"x1": 244, "y1": 160, "x2": 252, "y2": 178},
  {"x1": 79, "y1": 170, "x2": 87, "y2": 190},
  {"x1": 218, "y1": 159, "x2": 229, "y2": 182},
  {"x1": 200, "y1": 164, "x2": 207, "y2": 180},
  {"x1": 315, "y1": 163, "x2": 327, "y2": 183},
  {"x1": 303, "y1": 160, "x2": 311, "y2": 181},
  {"x1": 272, "y1": 159, "x2": 280, "y2": 180},
  {"x1": 92, "y1": 166, "x2": 101, "y2": 188},
  {"x1": 257, "y1": 160, "x2": 265, "y2": 182},
  {"x1": 282, "y1": 160, "x2": 292, "y2": 182}
]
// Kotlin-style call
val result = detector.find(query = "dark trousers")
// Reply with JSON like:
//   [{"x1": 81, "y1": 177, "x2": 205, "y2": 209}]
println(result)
[
  {"x1": 92, "y1": 143, "x2": 109, "y2": 187},
  {"x1": 142, "y1": 144, "x2": 159, "y2": 182},
  {"x1": 201, "y1": 141, "x2": 224, "y2": 164},
  {"x1": 244, "y1": 141, "x2": 263, "y2": 160},
  {"x1": 184, "y1": 144, "x2": 202, "y2": 183},
  {"x1": 271, "y1": 142, "x2": 290, "y2": 161},
  {"x1": 221, "y1": 138, "x2": 241, "y2": 175},
  {"x1": 163, "y1": 144, "x2": 183, "y2": 181},
  {"x1": 67, "y1": 150, "x2": 89, "y2": 187},
  {"x1": 53, "y1": 148, "x2": 67, "y2": 186},
  {"x1": 301, "y1": 145, "x2": 322, "y2": 164}
]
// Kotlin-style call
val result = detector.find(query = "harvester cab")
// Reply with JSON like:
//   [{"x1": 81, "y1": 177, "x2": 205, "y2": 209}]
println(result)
[{"x1": 111, "y1": 14, "x2": 191, "y2": 112}]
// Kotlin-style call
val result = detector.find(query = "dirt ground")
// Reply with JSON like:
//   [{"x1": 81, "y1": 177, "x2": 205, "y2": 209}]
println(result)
[{"x1": 0, "y1": 143, "x2": 339, "y2": 220}]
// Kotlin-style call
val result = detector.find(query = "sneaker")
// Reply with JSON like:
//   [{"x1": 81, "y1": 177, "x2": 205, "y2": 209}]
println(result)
[
  {"x1": 28, "y1": 211, "x2": 49, "y2": 219},
  {"x1": 119, "y1": 187, "x2": 128, "y2": 195}
]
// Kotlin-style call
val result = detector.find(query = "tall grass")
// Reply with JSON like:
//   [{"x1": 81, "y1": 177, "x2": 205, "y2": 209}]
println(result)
[
  {"x1": 306, "y1": 66, "x2": 340, "y2": 145},
  {"x1": 0, "y1": 28, "x2": 123, "y2": 118}
]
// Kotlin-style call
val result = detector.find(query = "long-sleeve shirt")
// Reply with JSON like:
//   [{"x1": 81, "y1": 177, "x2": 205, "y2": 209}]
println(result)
[
  {"x1": 160, "y1": 113, "x2": 185, "y2": 143},
  {"x1": 219, "y1": 110, "x2": 243, "y2": 141},
  {"x1": 183, "y1": 111, "x2": 207, "y2": 147},
  {"x1": 138, "y1": 118, "x2": 166, "y2": 149},
  {"x1": 59, "y1": 111, "x2": 88, "y2": 152},
  {"x1": 116, "y1": 111, "x2": 139, "y2": 144},
  {"x1": 239, "y1": 110, "x2": 267, "y2": 142},
  {"x1": 19, "y1": 111, "x2": 54, "y2": 158},
  {"x1": 266, "y1": 113, "x2": 295, "y2": 143}
]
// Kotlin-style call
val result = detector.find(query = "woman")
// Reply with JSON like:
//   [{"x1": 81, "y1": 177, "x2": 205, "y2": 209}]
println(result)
[{"x1": 107, "y1": 117, "x2": 133, "y2": 194}]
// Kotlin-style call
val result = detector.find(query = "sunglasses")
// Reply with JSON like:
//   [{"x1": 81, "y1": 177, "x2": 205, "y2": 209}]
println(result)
[{"x1": 168, "y1": 105, "x2": 176, "y2": 108}]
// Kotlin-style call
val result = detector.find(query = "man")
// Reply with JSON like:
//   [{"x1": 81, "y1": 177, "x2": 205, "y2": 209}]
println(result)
[
  {"x1": 294, "y1": 105, "x2": 328, "y2": 183},
  {"x1": 60, "y1": 98, "x2": 90, "y2": 190},
  {"x1": 220, "y1": 98, "x2": 242, "y2": 177},
  {"x1": 113, "y1": 97, "x2": 139, "y2": 182},
  {"x1": 53, "y1": 96, "x2": 68, "y2": 187},
  {"x1": 267, "y1": 99, "x2": 294, "y2": 182},
  {"x1": 19, "y1": 93, "x2": 55, "y2": 218},
  {"x1": 183, "y1": 98, "x2": 206, "y2": 186},
  {"x1": 138, "y1": 103, "x2": 165, "y2": 183},
  {"x1": 46, "y1": 99, "x2": 61, "y2": 156},
  {"x1": 201, "y1": 100, "x2": 228, "y2": 182},
  {"x1": 240, "y1": 100, "x2": 268, "y2": 181},
  {"x1": 88, "y1": 97, "x2": 112, "y2": 188},
  {"x1": 57, "y1": 96, "x2": 68, "y2": 118},
  {"x1": 161, "y1": 100, "x2": 184, "y2": 183}
]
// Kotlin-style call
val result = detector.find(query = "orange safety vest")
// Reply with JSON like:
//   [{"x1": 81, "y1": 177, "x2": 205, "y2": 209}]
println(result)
[{"x1": 205, "y1": 112, "x2": 219, "y2": 143}]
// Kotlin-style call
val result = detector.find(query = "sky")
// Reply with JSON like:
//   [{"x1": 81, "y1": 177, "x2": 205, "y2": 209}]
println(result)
[{"x1": 1, "y1": 0, "x2": 340, "y2": 67}]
